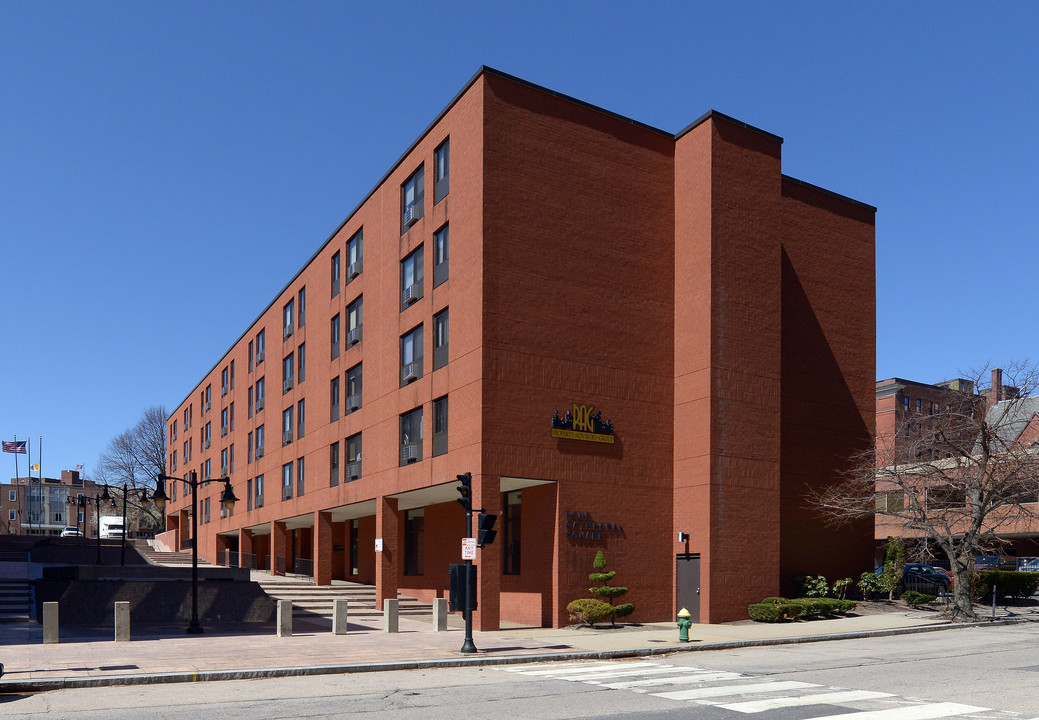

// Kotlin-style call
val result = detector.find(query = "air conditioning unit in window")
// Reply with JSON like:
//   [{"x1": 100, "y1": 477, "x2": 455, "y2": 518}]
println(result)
[
  {"x1": 402, "y1": 284, "x2": 421, "y2": 305},
  {"x1": 221, "y1": 384, "x2": 228, "y2": 396},
  {"x1": 347, "y1": 259, "x2": 362, "y2": 279},
  {"x1": 283, "y1": 378, "x2": 293, "y2": 393},
  {"x1": 256, "y1": 351, "x2": 265, "y2": 364},
  {"x1": 346, "y1": 394, "x2": 361, "y2": 412},
  {"x1": 221, "y1": 426, "x2": 228, "y2": 437},
  {"x1": 403, "y1": 205, "x2": 418, "y2": 227},
  {"x1": 220, "y1": 465, "x2": 228, "y2": 478},
  {"x1": 283, "y1": 324, "x2": 293, "y2": 339},
  {"x1": 255, "y1": 399, "x2": 264, "y2": 412},
  {"x1": 204, "y1": 438, "x2": 211, "y2": 449},
  {"x1": 283, "y1": 430, "x2": 293, "y2": 445},
  {"x1": 255, "y1": 446, "x2": 264, "y2": 459},
  {"x1": 205, "y1": 400, "x2": 211, "y2": 411},
  {"x1": 347, "y1": 326, "x2": 362, "y2": 346},
  {"x1": 401, "y1": 443, "x2": 420, "y2": 463},
  {"x1": 345, "y1": 462, "x2": 361, "y2": 480},
  {"x1": 402, "y1": 360, "x2": 421, "y2": 384}
]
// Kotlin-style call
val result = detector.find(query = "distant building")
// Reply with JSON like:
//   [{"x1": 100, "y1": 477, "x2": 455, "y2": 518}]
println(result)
[
  {"x1": 160, "y1": 67, "x2": 876, "y2": 627},
  {"x1": 0, "y1": 470, "x2": 103, "y2": 536}
]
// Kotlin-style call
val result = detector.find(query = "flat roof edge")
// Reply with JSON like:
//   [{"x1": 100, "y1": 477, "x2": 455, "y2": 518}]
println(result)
[
  {"x1": 675, "y1": 109, "x2": 784, "y2": 144},
  {"x1": 782, "y1": 174, "x2": 877, "y2": 213}
]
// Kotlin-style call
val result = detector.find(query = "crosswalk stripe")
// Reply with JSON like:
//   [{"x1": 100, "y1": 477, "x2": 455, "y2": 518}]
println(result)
[
  {"x1": 503, "y1": 661, "x2": 624, "y2": 672},
  {"x1": 565, "y1": 666, "x2": 716, "y2": 682},
  {"x1": 602, "y1": 671, "x2": 745, "y2": 690},
  {"x1": 653, "y1": 680, "x2": 819, "y2": 701},
  {"x1": 508, "y1": 661, "x2": 660, "y2": 676},
  {"x1": 805, "y1": 702, "x2": 989, "y2": 720},
  {"x1": 717, "y1": 689, "x2": 895, "y2": 713}
]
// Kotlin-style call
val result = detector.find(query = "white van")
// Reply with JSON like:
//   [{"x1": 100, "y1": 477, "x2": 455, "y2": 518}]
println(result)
[{"x1": 99, "y1": 516, "x2": 125, "y2": 539}]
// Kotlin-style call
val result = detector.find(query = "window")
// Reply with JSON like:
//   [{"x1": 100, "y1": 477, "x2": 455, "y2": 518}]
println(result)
[
  {"x1": 255, "y1": 377, "x2": 265, "y2": 411},
  {"x1": 433, "y1": 396, "x2": 448, "y2": 457},
  {"x1": 184, "y1": 407, "x2": 189, "y2": 429},
  {"x1": 404, "y1": 508, "x2": 424, "y2": 576},
  {"x1": 330, "y1": 441, "x2": 340, "y2": 487},
  {"x1": 401, "y1": 325, "x2": 424, "y2": 386},
  {"x1": 247, "y1": 478, "x2": 252, "y2": 511},
  {"x1": 330, "y1": 376, "x2": 340, "y2": 421},
  {"x1": 229, "y1": 402, "x2": 235, "y2": 431},
  {"x1": 876, "y1": 491, "x2": 905, "y2": 512},
  {"x1": 230, "y1": 360, "x2": 235, "y2": 389},
  {"x1": 204, "y1": 384, "x2": 211, "y2": 411},
  {"x1": 434, "y1": 138, "x2": 449, "y2": 204},
  {"x1": 256, "y1": 330, "x2": 265, "y2": 366},
  {"x1": 282, "y1": 463, "x2": 293, "y2": 500},
  {"x1": 255, "y1": 474, "x2": 264, "y2": 509},
  {"x1": 249, "y1": 340, "x2": 254, "y2": 372},
  {"x1": 297, "y1": 457, "x2": 305, "y2": 497},
  {"x1": 255, "y1": 425, "x2": 265, "y2": 458},
  {"x1": 400, "y1": 406, "x2": 423, "y2": 465},
  {"x1": 8, "y1": 510, "x2": 14, "y2": 522},
  {"x1": 433, "y1": 308, "x2": 448, "y2": 371},
  {"x1": 283, "y1": 298, "x2": 295, "y2": 339},
  {"x1": 283, "y1": 352, "x2": 294, "y2": 393},
  {"x1": 247, "y1": 431, "x2": 254, "y2": 463},
  {"x1": 401, "y1": 164, "x2": 424, "y2": 233},
  {"x1": 172, "y1": 420, "x2": 178, "y2": 441},
  {"x1": 8, "y1": 490, "x2": 15, "y2": 502},
  {"x1": 297, "y1": 399, "x2": 305, "y2": 439},
  {"x1": 346, "y1": 433, "x2": 362, "y2": 480},
  {"x1": 183, "y1": 440, "x2": 188, "y2": 462},
  {"x1": 927, "y1": 487, "x2": 963, "y2": 510},
  {"x1": 331, "y1": 313, "x2": 341, "y2": 359},
  {"x1": 904, "y1": 396, "x2": 910, "y2": 411},
  {"x1": 282, "y1": 406, "x2": 294, "y2": 446},
  {"x1": 297, "y1": 287, "x2": 306, "y2": 328},
  {"x1": 172, "y1": 481, "x2": 177, "y2": 502},
  {"x1": 204, "y1": 422, "x2": 211, "y2": 449},
  {"x1": 229, "y1": 443, "x2": 235, "y2": 474},
  {"x1": 346, "y1": 363, "x2": 362, "y2": 414},
  {"x1": 331, "y1": 250, "x2": 341, "y2": 298},
  {"x1": 221, "y1": 447, "x2": 228, "y2": 476},
  {"x1": 433, "y1": 224, "x2": 449, "y2": 287},
  {"x1": 401, "y1": 246, "x2": 424, "y2": 308},
  {"x1": 297, "y1": 342, "x2": 306, "y2": 382},
  {"x1": 916, "y1": 398, "x2": 922, "y2": 413},
  {"x1": 346, "y1": 297, "x2": 363, "y2": 347},
  {"x1": 203, "y1": 497, "x2": 210, "y2": 524},
  {"x1": 221, "y1": 407, "x2": 229, "y2": 436},
  {"x1": 204, "y1": 458, "x2": 211, "y2": 481},
  {"x1": 221, "y1": 367, "x2": 229, "y2": 396},
  {"x1": 346, "y1": 229, "x2": 363, "y2": 284},
  {"x1": 172, "y1": 450, "x2": 177, "y2": 471}
]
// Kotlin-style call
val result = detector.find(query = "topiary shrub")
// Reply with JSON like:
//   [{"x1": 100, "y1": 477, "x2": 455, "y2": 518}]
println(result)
[
  {"x1": 902, "y1": 590, "x2": 935, "y2": 607},
  {"x1": 587, "y1": 550, "x2": 634, "y2": 626},
  {"x1": 566, "y1": 598, "x2": 614, "y2": 627}
]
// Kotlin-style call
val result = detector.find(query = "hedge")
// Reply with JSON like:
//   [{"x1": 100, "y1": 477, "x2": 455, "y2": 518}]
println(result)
[
  {"x1": 975, "y1": 570, "x2": 1039, "y2": 601},
  {"x1": 748, "y1": 596, "x2": 856, "y2": 622}
]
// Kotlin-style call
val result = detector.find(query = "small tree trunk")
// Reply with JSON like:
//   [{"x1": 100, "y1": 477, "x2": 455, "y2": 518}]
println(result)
[{"x1": 950, "y1": 569, "x2": 976, "y2": 619}]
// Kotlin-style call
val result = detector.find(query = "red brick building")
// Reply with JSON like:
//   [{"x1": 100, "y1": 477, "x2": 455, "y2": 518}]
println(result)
[{"x1": 159, "y1": 67, "x2": 876, "y2": 627}]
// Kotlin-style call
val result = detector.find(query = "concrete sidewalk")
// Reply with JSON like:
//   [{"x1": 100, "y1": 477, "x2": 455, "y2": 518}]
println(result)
[{"x1": 0, "y1": 607, "x2": 1028, "y2": 693}]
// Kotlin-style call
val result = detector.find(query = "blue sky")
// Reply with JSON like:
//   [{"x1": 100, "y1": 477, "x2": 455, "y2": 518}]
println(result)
[{"x1": 2, "y1": 2, "x2": 1038, "y2": 478}]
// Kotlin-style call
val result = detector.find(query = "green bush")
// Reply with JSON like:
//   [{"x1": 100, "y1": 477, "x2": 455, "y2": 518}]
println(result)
[
  {"x1": 748, "y1": 602, "x2": 805, "y2": 622},
  {"x1": 975, "y1": 570, "x2": 1039, "y2": 601},
  {"x1": 586, "y1": 550, "x2": 634, "y2": 625},
  {"x1": 902, "y1": 590, "x2": 935, "y2": 607},
  {"x1": 833, "y1": 578, "x2": 853, "y2": 600},
  {"x1": 858, "y1": 571, "x2": 884, "y2": 599},
  {"x1": 792, "y1": 573, "x2": 829, "y2": 597},
  {"x1": 790, "y1": 597, "x2": 858, "y2": 617},
  {"x1": 566, "y1": 598, "x2": 614, "y2": 626}
]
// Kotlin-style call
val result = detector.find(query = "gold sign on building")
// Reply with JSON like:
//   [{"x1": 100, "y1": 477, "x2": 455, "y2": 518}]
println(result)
[{"x1": 551, "y1": 403, "x2": 615, "y2": 443}]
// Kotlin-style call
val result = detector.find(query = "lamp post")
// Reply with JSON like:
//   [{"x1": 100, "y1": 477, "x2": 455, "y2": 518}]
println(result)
[
  {"x1": 93, "y1": 485, "x2": 112, "y2": 565},
  {"x1": 120, "y1": 484, "x2": 152, "y2": 566},
  {"x1": 154, "y1": 471, "x2": 237, "y2": 634}
]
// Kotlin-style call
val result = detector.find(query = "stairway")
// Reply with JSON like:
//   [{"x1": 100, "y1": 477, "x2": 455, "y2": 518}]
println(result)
[
  {"x1": 253, "y1": 573, "x2": 434, "y2": 621},
  {"x1": 0, "y1": 580, "x2": 30, "y2": 622},
  {"x1": 134, "y1": 541, "x2": 216, "y2": 567}
]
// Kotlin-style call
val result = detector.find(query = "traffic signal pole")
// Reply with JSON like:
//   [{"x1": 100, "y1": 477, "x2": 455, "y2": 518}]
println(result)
[{"x1": 457, "y1": 472, "x2": 477, "y2": 654}]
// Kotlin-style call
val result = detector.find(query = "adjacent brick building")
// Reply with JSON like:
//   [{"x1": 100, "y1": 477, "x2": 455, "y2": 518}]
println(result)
[{"x1": 158, "y1": 67, "x2": 876, "y2": 627}]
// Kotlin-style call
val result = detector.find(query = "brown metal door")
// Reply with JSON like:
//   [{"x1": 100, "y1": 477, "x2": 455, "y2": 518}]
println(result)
[{"x1": 676, "y1": 554, "x2": 700, "y2": 622}]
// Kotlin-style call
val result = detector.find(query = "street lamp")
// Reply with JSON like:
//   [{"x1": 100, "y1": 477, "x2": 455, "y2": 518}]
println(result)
[
  {"x1": 120, "y1": 484, "x2": 152, "y2": 567},
  {"x1": 66, "y1": 494, "x2": 87, "y2": 536},
  {"x1": 93, "y1": 485, "x2": 112, "y2": 565},
  {"x1": 154, "y1": 471, "x2": 237, "y2": 634}
]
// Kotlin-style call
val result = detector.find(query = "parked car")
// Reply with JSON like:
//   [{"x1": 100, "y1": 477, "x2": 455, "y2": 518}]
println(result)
[
  {"x1": 1017, "y1": 557, "x2": 1039, "y2": 572},
  {"x1": 975, "y1": 555, "x2": 1001, "y2": 570},
  {"x1": 875, "y1": 563, "x2": 952, "y2": 594},
  {"x1": 60, "y1": 526, "x2": 83, "y2": 537}
]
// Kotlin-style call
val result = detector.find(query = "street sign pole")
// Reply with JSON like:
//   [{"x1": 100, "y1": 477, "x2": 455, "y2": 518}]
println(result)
[{"x1": 461, "y1": 501, "x2": 476, "y2": 654}]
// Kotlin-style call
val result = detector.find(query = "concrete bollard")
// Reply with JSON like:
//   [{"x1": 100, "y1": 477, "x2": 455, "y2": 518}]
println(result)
[
  {"x1": 114, "y1": 601, "x2": 130, "y2": 642},
  {"x1": 383, "y1": 598, "x2": 399, "y2": 633},
  {"x1": 332, "y1": 598, "x2": 348, "y2": 635},
  {"x1": 43, "y1": 602, "x2": 59, "y2": 644},
  {"x1": 277, "y1": 599, "x2": 292, "y2": 637},
  {"x1": 432, "y1": 598, "x2": 448, "y2": 631}
]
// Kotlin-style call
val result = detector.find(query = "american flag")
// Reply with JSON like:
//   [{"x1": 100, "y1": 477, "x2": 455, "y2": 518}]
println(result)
[{"x1": 2, "y1": 440, "x2": 27, "y2": 454}]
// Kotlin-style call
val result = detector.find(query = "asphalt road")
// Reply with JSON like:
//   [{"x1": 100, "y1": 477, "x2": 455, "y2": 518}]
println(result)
[{"x1": 3, "y1": 622, "x2": 1038, "y2": 719}]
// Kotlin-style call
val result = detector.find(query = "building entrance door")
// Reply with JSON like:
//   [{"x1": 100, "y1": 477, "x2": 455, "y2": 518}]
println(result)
[{"x1": 676, "y1": 554, "x2": 700, "y2": 622}]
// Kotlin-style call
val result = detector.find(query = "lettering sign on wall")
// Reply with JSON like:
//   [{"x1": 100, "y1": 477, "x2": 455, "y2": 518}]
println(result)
[
  {"x1": 551, "y1": 404, "x2": 615, "y2": 444},
  {"x1": 564, "y1": 510, "x2": 624, "y2": 541}
]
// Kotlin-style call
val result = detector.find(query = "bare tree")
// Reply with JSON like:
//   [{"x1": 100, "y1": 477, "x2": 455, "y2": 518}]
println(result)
[
  {"x1": 95, "y1": 405, "x2": 168, "y2": 530},
  {"x1": 812, "y1": 362, "x2": 1039, "y2": 619}
]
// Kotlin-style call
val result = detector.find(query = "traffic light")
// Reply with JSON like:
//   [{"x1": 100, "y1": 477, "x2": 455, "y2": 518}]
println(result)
[
  {"x1": 456, "y1": 472, "x2": 472, "y2": 511},
  {"x1": 477, "y1": 512, "x2": 497, "y2": 545}
]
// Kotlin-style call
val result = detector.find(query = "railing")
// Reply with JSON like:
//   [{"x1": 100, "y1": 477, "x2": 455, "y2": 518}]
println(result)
[
  {"x1": 275, "y1": 555, "x2": 286, "y2": 575},
  {"x1": 294, "y1": 557, "x2": 314, "y2": 579},
  {"x1": 241, "y1": 552, "x2": 257, "y2": 570}
]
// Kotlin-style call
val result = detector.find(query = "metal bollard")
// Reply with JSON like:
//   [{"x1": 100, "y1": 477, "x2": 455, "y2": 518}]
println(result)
[
  {"x1": 114, "y1": 601, "x2": 130, "y2": 642},
  {"x1": 383, "y1": 598, "x2": 399, "y2": 633},
  {"x1": 332, "y1": 598, "x2": 348, "y2": 635},
  {"x1": 43, "y1": 602, "x2": 59, "y2": 644},
  {"x1": 277, "y1": 599, "x2": 293, "y2": 637}
]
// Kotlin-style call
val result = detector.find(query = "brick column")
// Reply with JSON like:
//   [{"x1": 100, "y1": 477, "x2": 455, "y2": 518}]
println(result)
[
  {"x1": 240, "y1": 528, "x2": 253, "y2": 569},
  {"x1": 314, "y1": 510, "x2": 333, "y2": 585},
  {"x1": 374, "y1": 496, "x2": 399, "y2": 605},
  {"x1": 272, "y1": 520, "x2": 288, "y2": 576},
  {"x1": 473, "y1": 474, "x2": 501, "y2": 631}
]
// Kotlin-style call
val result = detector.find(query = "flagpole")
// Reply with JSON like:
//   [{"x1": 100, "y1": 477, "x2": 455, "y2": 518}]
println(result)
[
  {"x1": 13, "y1": 436, "x2": 20, "y2": 535},
  {"x1": 27, "y1": 437, "x2": 33, "y2": 535}
]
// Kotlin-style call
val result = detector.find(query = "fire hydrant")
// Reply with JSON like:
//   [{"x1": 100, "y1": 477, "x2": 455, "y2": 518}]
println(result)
[{"x1": 677, "y1": 607, "x2": 692, "y2": 642}]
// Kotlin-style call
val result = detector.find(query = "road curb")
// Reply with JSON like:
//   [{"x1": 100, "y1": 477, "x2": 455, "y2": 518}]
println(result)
[{"x1": 0, "y1": 617, "x2": 1027, "y2": 694}]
